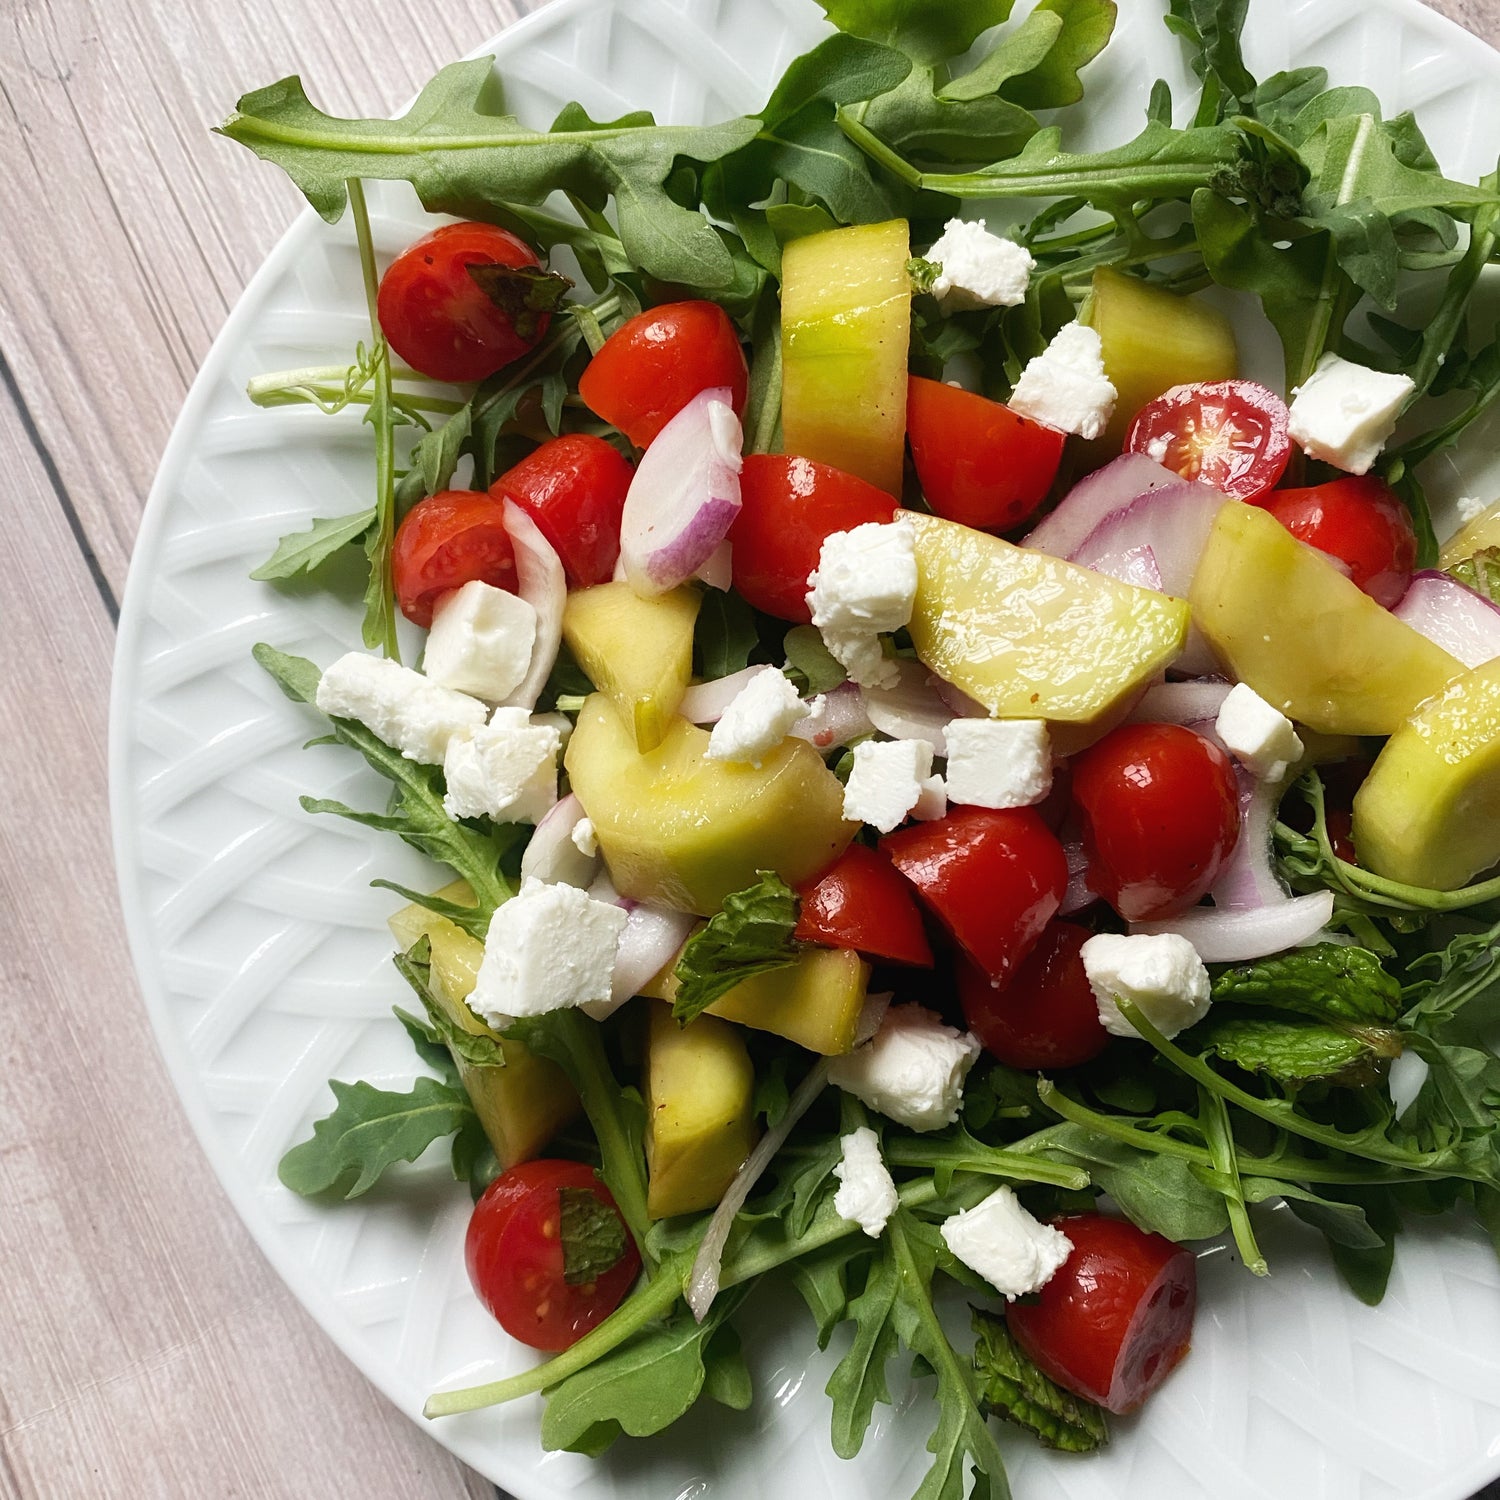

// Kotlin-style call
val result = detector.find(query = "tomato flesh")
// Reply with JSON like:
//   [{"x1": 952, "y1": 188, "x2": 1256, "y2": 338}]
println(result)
[
  {"x1": 1071, "y1": 722, "x2": 1240, "y2": 922},
  {"x1": 465, "y1": 1159, "x2": 640, "y2": 1353},
  {"x1": 490, "y1": 434, "x2": 634, "y2": 588},
  {"x1": 1007, "y1": 1213, "x2": 1196, "y2": 1414},
  {"x1": 1262, "y1": 476, "x2": 1417, "y2": 608},
  {"x1": 1125, "y1": 380, "x2": 1291, "y2": 502},
  {"x1": 907, "y1": 375, "x2": 1064, "y2": 531},
  {"x1": 795, "y1": 843, "x2": 934, "y2": 967},
  {"x1": 882, "y1": 807, "x2": 1067, "y2": 986},
  {"x1": 579, "y1": 301, "x2": 748, "y2": 447},
  {"x1": 377, "y1": 221, "x2": 550, "y2": 384},
  {"x1": 958, "y1": 920, "x2": 1108, "y2": 1070},
  {"x1": 730, "y1": 454, "x2": 898, "y2": 623},
  {"x1": 391, "y1": 489, "x2": 518, "y2": 628}
]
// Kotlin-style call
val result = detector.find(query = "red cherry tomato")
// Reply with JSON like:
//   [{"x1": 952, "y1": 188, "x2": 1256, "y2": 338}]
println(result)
[
  {"x1": 465, "y1": 1159, "x2": 640, "y2": 1353},
  {"x1": 729, "y1": 454, "x2": 898, "y2": 623},
  {"x1": 1125, "y1": 380, "x2": 1292, "y2": 502},
  {"x1": 907, "y1": 376, "x2": 1065, "y2": 531},
  {"x1": 391, "y1": 489, "x2": 517, "y2": 628},
  {"x1": 1007, "y1": 1213, "x2": 1196, "y2": 1414},
  {"x1": 1262, "y1": 476, "x2": 1417, "y2": 608},
  {"x1": 795, "y1": 843, "x2": 934, "y2": 967},
  {"x1": 489, "y1": 434, "x2": 634, "y2": 588},
  {"x1": 578, "y1": 301, "x2": 748, "y2": 447},
  {"x1": 1071, "y1": 723, "x2": 1240, "y2": 922},
  {"x1": 958, "y1": 921, "x2": 1108, "y2": 1070},
  {"x1": 377, "y1": 222, "x2": 553, "y2": 385},
  {"x1": 882, "y1": 807, "x2": 1067, "y2": 986}
]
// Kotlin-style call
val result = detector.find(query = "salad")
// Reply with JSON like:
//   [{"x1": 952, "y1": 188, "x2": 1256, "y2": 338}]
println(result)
[{"x1": 216, "y1": 0, "x2": 1500, "y2": 1493}]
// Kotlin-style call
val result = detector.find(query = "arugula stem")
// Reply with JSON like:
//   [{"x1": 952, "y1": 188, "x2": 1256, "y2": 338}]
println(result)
[
  {"x1": 884, "y1": 1138, "x2": 1090, "y2": 1190},
  {"x1": 1200, "y1": 1088, "x2": 1269, "y2": 1276},
  {"x1": 248, "y1": 365, "x2": 465, "y2": 415},
  {"x1": 835, "y1": 107, "x2": 922, "y2": 189}
]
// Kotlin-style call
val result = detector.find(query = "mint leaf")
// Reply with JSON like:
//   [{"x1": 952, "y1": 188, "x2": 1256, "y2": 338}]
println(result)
[
  {"x1": 1197, "y1": 1015, "x2": 1394, "y2": 1087},
  {"x1": 972, "y1": 1307, "x2": 1108, "y2": 1452},
  {"x1": 817, "y1": 0, "x2": 1016, "y2": 66},
  {"x1": 673, "y1": 872, "x2": 801, "y2": 1024},
  {"x1": 465, "y1": 262, "x2": 575, "y2": 341},
  {"x1": 1211, "y1": 943, "x2": 1401, "y2": 1025},
  {"x1": 392, "y1": 938, "x2": 506, "y2": 1069},
  {"x1": 559, "y1": 1185, "x2": 630, "y2": 1286},
  {"x1": 1447, "y1": 546, "x2": 1500, "y2": 604},
  {"x1": 250, "y1": 508, "x2": 375, "y2": 581}
]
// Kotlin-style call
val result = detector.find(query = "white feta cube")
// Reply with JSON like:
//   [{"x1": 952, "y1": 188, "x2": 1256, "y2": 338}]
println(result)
[
  {"x1": 1455, "y1": 494, "x2": 1490, "y2": 526},
  {"x1": 925, "y1": 217, "x2": 1035, "y2": 312},
  {"x1": 940, "y1": 1186, "x2": 1073, "y2": 1300},
  {"x1": 843, "y1": 739, "x2": 933, "y2": 833},
  {"x1": 913, "y1": 774, "x2": 948, "y2": 822},
  {"x1": 706, "y1": 667, "x2": 810, "y2": 767},
  {"x1": 423, "y1": 580, "x2": 538, "y2": 703},
  {"x1": 1081, "y1": 931, "x2": 1211, "y2": 1040},
  {"x1": 943, "y1": 719, "x2": 1052, "y2": 809},
  {"x1": 1215, "y1": 682, "x2": 1303, "y2": 781},
  {"x1": 822, "y1": 629, "x2": 897, "y2": 691},
  {"x1": 1287, "y1": 353, "x2": 1414, "y2": 475},
  {"x1": 807, "y1": 519, "x2": 916, "y2": 691},
  {"x1": 570, "y1": 816, "x2": 599, "y2": 858},
  {"x1": 315, "y1": 652, "x2": 487, "y2": 764},
  {"x1": 1008, "y1": 321, "x2": 1117, "y2": 440},
  {"x1": 442, "y1": 711, "x2": 561, "y2": 824},
  {"x1": 827, "y1": 1003, "x2": 981, "y2": 1132},
  {"x1": 470, "y1": 876, "x2": 628, "y2": 1025},
  {"x1": 833, "y1": 1127, "x2": 899, "y2": 1238}
]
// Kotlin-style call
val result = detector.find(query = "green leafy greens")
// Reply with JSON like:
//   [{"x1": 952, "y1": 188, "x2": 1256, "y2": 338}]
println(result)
[{"x1": 672, "y1": 872, "x2": 802, "y2": 1024}]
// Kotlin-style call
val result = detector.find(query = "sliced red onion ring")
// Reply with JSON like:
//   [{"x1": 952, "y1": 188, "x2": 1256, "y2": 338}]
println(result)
[
  {"x1": 1023, "y1": 453, "x2": 1182, "y2": 557},
  {"x1": 860, "y1": 659, "x2": 955, "y2": 755},
  {"x1": 1089, "y1": 543, "x2": 1162, "y2": 591},
  {"x1": 1393, "y1": 570, "x2": 1500, "y2": 668},
  {"x1": 677, "y1": 665, "x2": 772, "y2": 725},
  {"x1": 1128, "y1": 679, "x2": 1233, "y2": 728},
  {"x1": 620, "y1": 387, "x2": 743, "y2": 595},
  {"x1": 579, "y1": 871, "x2": 695, "y2": 1021},
  {"x1": 1211, "y1": 769, "x2": 1287, "y2": 911},
  {"x1": 790, "y1": 681, "x2": 873, "y2": 750},
  {"x1": 499, "y1": 499, "x2": 566, "y2": 711},
  {"x1": 932, "y1": 675, "x2": 989, "y2": 719},
  {"x1": 1132, "y1": 889, "x2": 1334, "y2": 962},
  {"x1": 519, "y1": 792, "x2": 600, "y2": 889},
  {"x1": 1069, "y1": 481, "x2": 1225, "y2": 597},
  {"x1": 695, "y1": 540, "x2": 734, "y2": 592}
]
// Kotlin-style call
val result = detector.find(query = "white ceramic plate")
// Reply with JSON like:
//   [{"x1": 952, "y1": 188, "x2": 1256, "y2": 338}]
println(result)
[{"x1": 112, "y1": 1, "x2": 1500, "y2": 1496}]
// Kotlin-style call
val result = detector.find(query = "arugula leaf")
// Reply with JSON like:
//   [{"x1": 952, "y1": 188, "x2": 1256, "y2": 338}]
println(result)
[
  {"x1": 218, "y1": 61, "x2": 759, "y2": 289},
  {"x1": 971, "y1": 1308, "x2": 1107, "y2": 1452},
  {"x1": 393, "y1": 1005, "x2": 461, "y2": 1086},
  {"x1": 278, "y1": 1077, "x2": 473, "y2": 1198},
  {"x1": 559, "y1": 1185, "x2": 631, "y2": 1285},
  {"x1": 817, "y1": 0, "x2": 1016, "y2": 66},
  {"x1": 694, "y1": 588, "x2": 761, "y2": 679},
  {"x1": 939, "y1": 9, "x2": 1062, "y2": 103},
  {"x1": 1196, "y1": 1014, "x2": 1394, "y2": 1087},
  {"x1": 391, "y1": 938, "x2": 506, "y2": 1068},
  {"x1": 1211, "y1": 943, "x2": 1401, "y2": 1024},
  {"x1": 826, "y1": 1241, "x2": 903, "y2": 1458},
  {"x1": 672, "y1": 872, "x2": 801, "y2": 1024},
  {"x1": 250, "y1": 508, "x2": 375, "y2": 581},
  {"x1": 783, "y1": 624, "x2": 848, "y2": 695},
  {"x1": 1164, "y1": 0, "x2": 1255, "y2": 124},
  {"x1": 859, "y1": 62, "x2": 1039, "y2": 169},
  {"x1": 1447, "y1": 547, "x2": 1500, "y2": 603},
  {"x1": 996, "y1": 0, "x2": 1116, "y2": 112},
  {"x1": 1241, "y1": 1178, "x2": 1384, "y2": 1250}
]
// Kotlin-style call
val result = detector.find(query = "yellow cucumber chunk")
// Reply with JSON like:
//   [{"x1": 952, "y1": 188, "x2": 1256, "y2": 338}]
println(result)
[
  {"x1": 388, "y1": 887, "x2": 580, "y2": 1169},
  {"x1": 1352, "y1": 656, "x2": 1500, "y2": 889},
  {"x1": 1438, "y1": 499, "x2": 1500, "y2": 568},
  {"x1": 1082, "y1": 267, "x2": 1238, "y2": 445},
  {"x1": 906, "y1": 511, "x2": 1189, "y2": 721},
  {"x1": 642, "y1": 944, "x2": 870, "y2": 1055},
  {"x1": 564, "y1": 693, "x2": 856, "y2": 915},
  {"x1": 561, "y1": 582, "x2": 700, "y2": 752},
  {"x1": 644, "y1": 1005, "x2": 758, "y2": 1219},
  {"x1": 781, "y1": 219, "x2": 911, "y2": 495},
  {"x1": 1190, "y1": 500, "x2": 1460, "y2": 735}
]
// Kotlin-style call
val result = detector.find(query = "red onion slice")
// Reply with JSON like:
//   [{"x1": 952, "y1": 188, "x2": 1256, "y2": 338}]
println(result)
[
  {"x1": 499, "y1": 499, "x2": 566, "y2": 711},
  {"x1": 860, "y1": 659, "x2": 955, "y2": 755},
  {"x1": 1393, "y1": 569, "x2": 1500, "y2": 668},
  {"x1": 619, "y1": 388, "x2": 743, "y2": 595},
  {"x1": 1128, "y1": 679, "x2": 1233, "y2": 728},
  {"x1": 790, "y1": 681, "x2": 873, "y2": 751},
  {"x1": 579, "y1": 871, "x2": 695, "y2": 1020},
  {"x1": 1023, "y1": 453, "x2": 1182, "y2": 557},
  {"x1": 1132, "y1": 890, "x2": 1334, "y2": 962},
  {"x1": 1090, "y1": 544, "x2": 1162, "y2": 591},
  {"x1": 519, "y1": 792, "x2": 600, "y2": 889},
  {"x1": 933, "y1": 676, "x2": 989, "y2": 719},
  {"x1": 677, "y1": 665, "x2": 773, "y2": 726},
  {"x1": 1068, "y1": 482, "x2": 1225, "y2": 599},
  {"x1": 1211, "y1": 769, "x2": 1287, "y2": 911},
  {"x1": 695, "y1": 540, "x2": 734, "y2": 592}
]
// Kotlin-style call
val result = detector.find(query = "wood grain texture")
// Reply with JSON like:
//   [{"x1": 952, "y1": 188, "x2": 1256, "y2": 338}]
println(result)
[{"x1": 1, "y1": 1, "x2": 1499, "y2": 1498}]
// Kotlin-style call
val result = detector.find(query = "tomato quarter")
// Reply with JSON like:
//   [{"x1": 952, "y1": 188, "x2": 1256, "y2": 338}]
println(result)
[
  {"x1": 795, "y1": 843, "x2": 934, "y2": 967},
  {"x1": 1125, "y1": 380, "x2": 1292, "y2": 502},
  {"x1": 391, "y1": 489, "x2": 518, "y2": 628},
  {"x1": 1262, "y1": 475, "x2": 1417, "y2": 608}
]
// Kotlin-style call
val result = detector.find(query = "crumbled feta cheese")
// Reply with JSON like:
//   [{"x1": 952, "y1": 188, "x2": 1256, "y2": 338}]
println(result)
[
  {"x1": 315, "y1": 652, "x2": 487, "y2": 764},
  {"x1": 912, "y1": 774, "x2": 948, "y2": 822},
  {"x1": 442, "y1": 708, "x2": 561, "y2": 823},
  {"x1": 807, "y1": 519, "x2": 917, "y2": 690},
  {"x1": 925, "y1": 217, "x2": 1034, "y2": 312},
  {"x1": 940, "y1": 1186, "x2": 1073, "y2": 1300},
  {"x1": 843, "y1": 739, "x2": 933, "y2": 833},
  {"x1": 706, "y1": 667, "x2": 810, "y2": 767},
  {"x1": 1215, "y1": 682, "x2": 1303, "y2": 781},
  {"x1": 833, "y1": 1127, "x2": 899, "y2": 1238},
  {"x1": 822, "y1": 629, "x2": 898, "y2": 690},
  {"x1": 470, "y1": 877, "x2": 627, "y2": 1025},
  {"x1": 1287, "y1": 353, "x2": 1415, "y2": 475},
  {"x1": 827, "y1": 1003, "x2": 981, "y2": 1131},
  {"x1": 1008, "y1": 321, "x2": 1117, "y2": 440},
  {"x1": 943, "y1": 719, "x2": 1052, "y2": 810},
  {"x1": 571, "y1": 817, "x2": 598, "y2": 858},
  {"x1": 1081, "y1": 931, "x2": 1211, "y2": 1040},
  {"x1": 423, "y1": 580, "x2": 538, "y2": 703},
  {"x1": 1455, "y1": 494, "x2": 1490, "y2": 526}
]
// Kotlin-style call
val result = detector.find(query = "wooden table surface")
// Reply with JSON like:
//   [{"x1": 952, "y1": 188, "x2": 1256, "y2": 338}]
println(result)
[{"x1": 5, "y1": 2, "x2": 1500, "y2": 1497}]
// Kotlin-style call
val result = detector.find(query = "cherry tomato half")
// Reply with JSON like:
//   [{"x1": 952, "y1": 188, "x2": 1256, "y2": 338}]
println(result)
[
  {"x1": 1072, "y1": 723, "x2": 1240, "y2": 922},
  {"x1": 729, "y1": 454, "x2": 899, "y2": 623},
  {"x1": 392, "y1": 489, "x2": 518, "y2": 628},
  {"x1": 1125, "y1": 380, "x2": 1292, "y2": 502},
  {"x1": 1007, "y1": 1213, "x2": 1197, "y2": 1414},
  {"x1": 579, "y1": 301, "x2": 748, "y2": 447},
  {"x1": 377, "y1": 222, "x2": 554, "y2": 384},
  {"x1": 907, "y1": 375, "x2": 1065, "y2": 531},
  {"x1": 795, "y1": 843, "x2": 934, "y2": 967},
  {"x1": 1263, "y1": 475, "x2": 1417, "y2": 608},
  {"x1": 958, "y1": 921, "x2": 1108, "y2": 1070},
  {"x1": 465, "y1": 1159, "x2": 640, "y2": 1353},
  {"x1": 882, "y1": 807, "x2": 1067, "y2": 987},
  {"x1": 490, "y1": 434, "x2": 634, "y2": 588}
]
